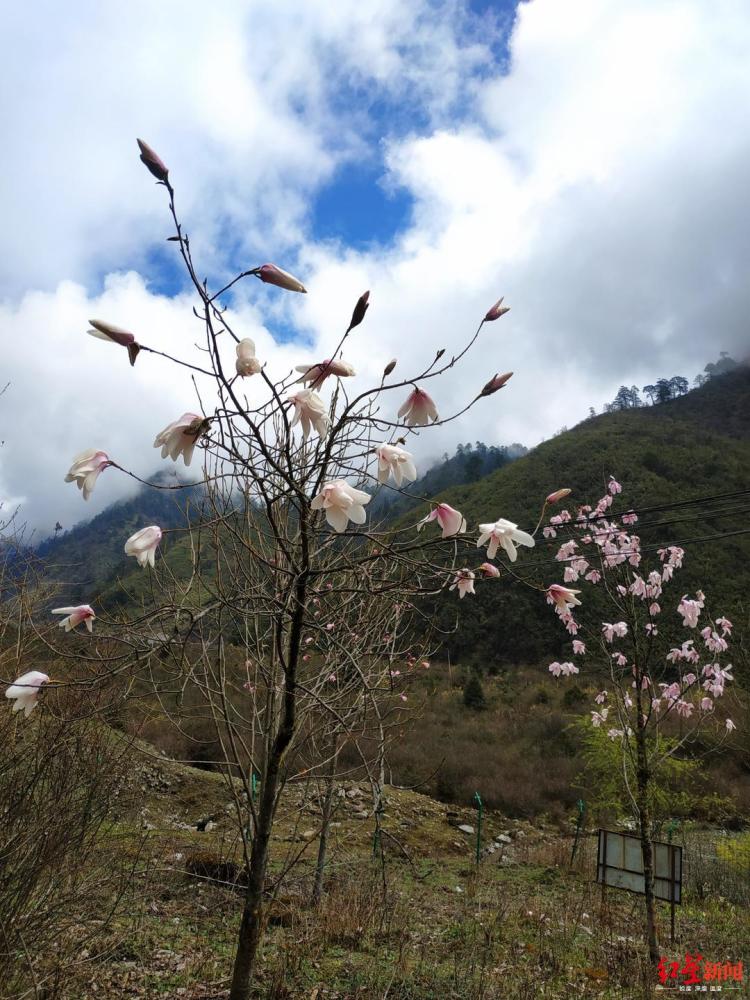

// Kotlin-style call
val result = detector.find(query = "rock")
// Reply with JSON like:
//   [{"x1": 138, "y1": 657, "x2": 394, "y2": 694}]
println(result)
[
  {"x1": 301, "y1": 829, "x2": 317, "y2": 841},
  {"x1": 458, "y1": 824, "x2": 475, "y2": 835},
  {"x1": 495, "y1": 834, "x2": 512, "y2": 844}
]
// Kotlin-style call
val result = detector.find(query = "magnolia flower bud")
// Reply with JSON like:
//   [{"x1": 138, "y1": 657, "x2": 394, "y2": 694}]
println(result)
[
  {"x1": 546, "y1": 488, "x2": 572, "y2": 504},
  {"x1": 258, "y1": 263, "x2": 307, "y2": 293},
  {"x1": 480, "y1": 371, "x2": 513, "y2": 396},
  {"x1": 347, "y1": 290, "x2": 370, "y2": 332},
  {"x1": 88, "y1": 319, "x2": 141, "y2": 366},
  {"x1": 137, "y1": 138, "x2": 169, "y2": 181},
  {"x1": 485, "y1": 297, "x2": 510, "y2": 322},
  {"x1": 383, "y1": 358, "x2": 397, "y2": 376}
]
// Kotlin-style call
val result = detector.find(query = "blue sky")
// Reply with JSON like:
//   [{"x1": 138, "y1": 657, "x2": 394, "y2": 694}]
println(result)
[{"x1": 1, "y1": 0, "x2": 749, "y2": 531}]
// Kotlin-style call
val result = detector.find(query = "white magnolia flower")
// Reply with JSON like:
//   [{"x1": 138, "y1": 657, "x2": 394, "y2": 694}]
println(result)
[
  {"x1": 477, "y1": 518, "x2": 535, "y2": 562},
  {"x1": 5, "y1": 670, "x2": 50, "y2": 717},
  {"x1": 449, "y1": 569, "x2": 475, "y2": 599},
  {"x1": 124, "y1": 526, "x2": 162, "y2": 568},
  {"x1": 52, "y1": 605, "x2": 96, "y2": 632},
  {"x1": 235, "y1": 338, "x2": 262, "y2": 377},
  {"x1": 153, "y1": 412, "x2": 205, "y2": 466},
  {"x1": 311, "y1": 480, "x2": 370, "y2": 533},
  {"x1": 65, "y1": 449, "x2": 111, "y2": 500},
  {"x1": 375, "y1": 443, "x2": 417, "y2": 487},
  {"x1": 295, "y1": 359, "x2": 355, "y2": 390},
  {"x1": 287, "y1": 389, "x2": 330, "y2": 439},
  {"x1": 397, "y1": 386, "x2": 438, "y2": 426}
]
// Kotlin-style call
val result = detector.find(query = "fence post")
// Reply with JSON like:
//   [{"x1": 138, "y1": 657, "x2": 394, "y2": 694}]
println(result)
[{"x1": 473, "y1": 792, "x2": 483, "y2": 864}]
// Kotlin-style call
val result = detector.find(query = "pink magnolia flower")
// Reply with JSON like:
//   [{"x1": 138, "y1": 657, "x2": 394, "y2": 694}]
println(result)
[
  {"x1": 555, "y1": 661, "x2": 578, "y2": 677},
  {"x1": 258, "y1": 262, "x2": 307, "y2": 293},
  {"x1": 375, "y1": 443, "x2": 417, "y2": 487},
  {"x1": 546, "y1": 489, "x2": 572, "y2": 505},
  {"x1": 154, "y1": 412, "x2": 206, "y2": 466},
  {"x1": 585, "y1": 570, "x2": 602, "y2": 584},
  {"x1": 556, "y1": 540, "x2": 578, "y2": 562},
  {"x1": 52, "y1": 605, "x2": 95, "y2": 632},
  {"x1": 398, "y1": 386, "x2": 439, "y2": 426},
  {"x1": 477, "y1": 518, "x2": 535, "y2": 562},
  {"x1": 478, "y1": 562, "x2": 500, "y2": 578},
  {"x1": 594, "y1": 690, "x2": 607, "y2": 704},
  {"x1": 608, "y1": 476, "x2": 622, "y2": 495},
  {"x1": 449, "y1": 569, "x2": 475, "y2": 599},
  {"x1": 546, "y1": 584, "x2": 582, "y2": 614},
  {"x1": 88, "y1": 318, "x2": 140, "y2": 366},
  {"x1": 701, "y1": 627, "x2": 728, "y2": 654},
  {"x1": 591, "y1": 708, "x2": 609, "y2": 728},
  {"x1": 677, "y1": 594, "x2": 704, "y2": 628},
  {"x1": 287, "y1": 388, "x2": 330, "y2": 439},
  {"x1": 602, "y1": 622, "x2": 628, "y2": 643},
  {"x1": 418, "y1": 503, "x2": 466, "y2": 538},
  {"x1": 484, "y1": 297, "x2": 510, "y2": 321},
  {"x1": 645, "y1": 623, "x2": 658, "y2": 636},
  {"x1": 716, "y1": 616, "x2": 733, "y2": 636},
  {"x1": 572, "y1": 639, "x2": 586, "y2": 655},
  {"x1": 700, "y1": 697, "x2": 714, "y2": 712},
  {"x1": 612, "y1": 652, "x2": 627, "y2": 667},
  {"x1": 725, "y1": 718, "x2": 736, "y2": 733},
  {"x1": 295, "y1": 358, "x2": 356, "y2": 390},
  {"x1": 311, "y1": 480, "x2": 370, "y2": 533},
  {"x1": 65, "y1": 449, "x2": 111, "y2": 501},
  {"x1": 124, "y1": 526, "x2": 162, "y2": 568},
  {"x1": 235, "y1": 338, "x2": 262, "y2": 377},
  {"x1": 5, "y1": 670, "x2": 50, "y2": 717}
]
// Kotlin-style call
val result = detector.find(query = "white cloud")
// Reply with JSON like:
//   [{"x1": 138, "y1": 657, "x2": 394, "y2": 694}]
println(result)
[{"x1": 1, "y1": 0, "x2": 749, "y2": 532}]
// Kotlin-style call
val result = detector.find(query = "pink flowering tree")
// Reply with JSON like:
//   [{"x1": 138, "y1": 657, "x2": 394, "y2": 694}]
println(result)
[
  {"x1": 542, "y1": 477, "x2": 736, "y2": 965},
  {"x1": 6, "y1": 139, "x2": 549, "y2": 1000}
]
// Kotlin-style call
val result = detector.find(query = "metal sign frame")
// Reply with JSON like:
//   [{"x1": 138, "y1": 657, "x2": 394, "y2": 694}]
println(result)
[{"x1": 597, "y1": 828, "x2": 682, "y2": 903}]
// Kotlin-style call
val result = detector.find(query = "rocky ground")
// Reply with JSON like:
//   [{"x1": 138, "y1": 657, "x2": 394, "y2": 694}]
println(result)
[{"x1": 34, "y1": 738, "x2": 750, "y2": 1000}]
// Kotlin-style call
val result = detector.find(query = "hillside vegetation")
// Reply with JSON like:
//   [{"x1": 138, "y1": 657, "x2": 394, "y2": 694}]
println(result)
[{"x1": 421, "y1": 366, "x2": 750, "y2": 665}]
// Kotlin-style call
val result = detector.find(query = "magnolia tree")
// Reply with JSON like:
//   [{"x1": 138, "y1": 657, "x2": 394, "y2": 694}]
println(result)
[
  {"x1": 542, "y1": 478, "x2": 735, "y2": 964},
  {"x1": 1, "y1": 139, "x2": 552, "y2": 1000}
]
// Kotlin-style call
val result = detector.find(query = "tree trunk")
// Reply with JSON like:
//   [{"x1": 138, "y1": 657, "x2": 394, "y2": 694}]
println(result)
[
  {"x1": 635, "y1": 720, "x2": 660, "y2": 966},
  {"x1": 228, "y1": 570, "x2": 307, "y2": 999},
  {"x1": 228, "y1": 737, "x2": 283, "y2": 1000}
]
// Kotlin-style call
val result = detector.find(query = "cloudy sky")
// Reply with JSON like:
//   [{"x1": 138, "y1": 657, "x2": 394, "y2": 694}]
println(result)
[{"x1": 2, "y1": 0, "x2": 749, "y2": 535}]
